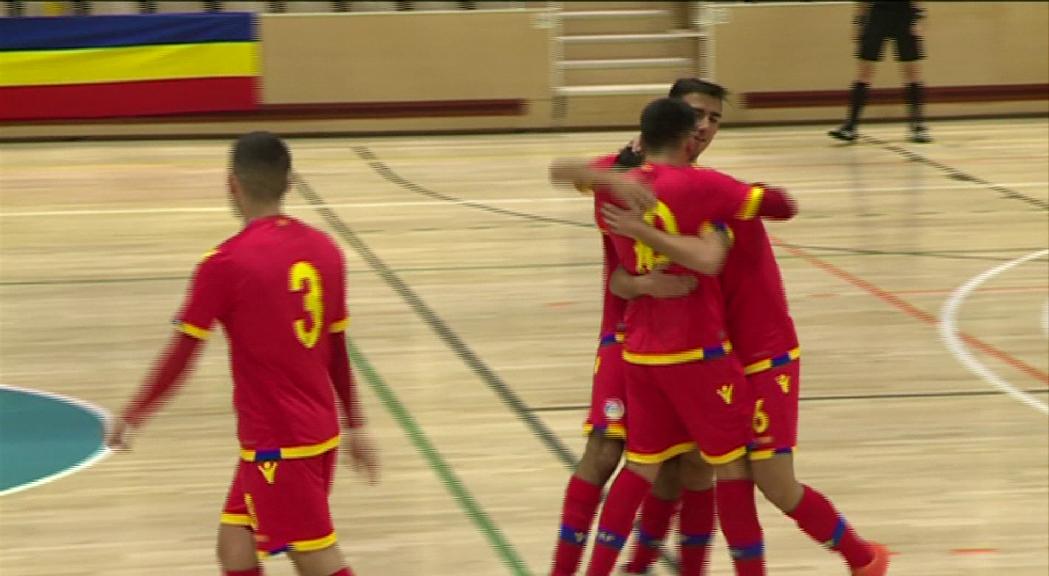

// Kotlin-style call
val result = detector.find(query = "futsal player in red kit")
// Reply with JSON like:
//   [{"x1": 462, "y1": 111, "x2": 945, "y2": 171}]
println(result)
[
  {"x1": 106, "y1": 131, "x2": 380, "y2": 576},
  {"x1": 558, "y1": 98, "x2": 797, "y2": 576}
]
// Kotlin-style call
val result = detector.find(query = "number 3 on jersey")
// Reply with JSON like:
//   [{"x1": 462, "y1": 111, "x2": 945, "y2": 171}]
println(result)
[
  {"x1": 633, "y1": 201, "x2": 680, "y2": 273},
  {"x1": 289, "y1": 261, "x2": 324, "y2": 348}
]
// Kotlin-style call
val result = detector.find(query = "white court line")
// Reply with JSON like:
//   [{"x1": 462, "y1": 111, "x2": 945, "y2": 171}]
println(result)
[
  {"x1": 0, "y1": 384, "x2": 112, "y2": 497},
  {"x1": 1, "y1": 181, "x2": 1046, "y2": 219},
  {"x1": 938, "y1": 249, "x2": 1049, "y2": 416}
]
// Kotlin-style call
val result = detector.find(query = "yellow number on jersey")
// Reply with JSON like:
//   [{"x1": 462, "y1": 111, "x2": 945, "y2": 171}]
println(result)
[
  {"x1": 289, "y1": 261, "x2": 324, "y2": 349},
  {"x1": 633, "y1": 201, "x2": 680, "y2": 273},
  {"x1": 753, "y1": 398, "x2": 770, "y2": 434}
]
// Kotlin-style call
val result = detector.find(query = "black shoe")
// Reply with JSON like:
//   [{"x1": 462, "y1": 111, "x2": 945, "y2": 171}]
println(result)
[
  {"x1": 910, "y1": 124, "x2": 932, "y2": 143},
  {"x1": 828, "y1": 125, "x2": 857, "y2": 142}
]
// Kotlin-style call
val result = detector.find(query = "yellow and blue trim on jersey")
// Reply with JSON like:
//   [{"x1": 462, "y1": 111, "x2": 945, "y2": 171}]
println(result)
[
  {"x1": 743, "y1": 347, "x2": 800, "y2": 376},
  {"x1": 626, "y1": 441, "x2": 696, "y2": 464},
  {"x1": 748, "y1": 446, "x2": 795, "y2": 461},
  {"x1": 737, "y1": 186, "x2": 765, "y2": 220},
  {"x1": 220, "y1": 513, "x2": 252, "y2": 526},
  {"x1": 329, "y1": 317, "x2": 350, "y2": 333},
  {"x1": 583, "y1": 422, "x2": 626, "y2": 439},
  {"x1": 177, "y1": 321, "x2": 211, "y2": 340},
  {"x1": 700, "y1": 445, "x2": 749, "y2": 465},
  {"x1": 239, "y1": 435, "x2": 340, "y2": 462},
  {"x1": 257, "y1": 532, "x2": 339, "y2": 560},
  {"x1": 599, "y1": 332, "x2": 625, "y2": 347},
  {"x1": 623, "y1": 341, "x2": 732, "y2": 366}
]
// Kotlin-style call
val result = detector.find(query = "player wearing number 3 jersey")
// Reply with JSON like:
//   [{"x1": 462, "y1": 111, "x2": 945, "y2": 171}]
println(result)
[{"x1": 107, "y1": 132, "x2": 378, "y2": 576}]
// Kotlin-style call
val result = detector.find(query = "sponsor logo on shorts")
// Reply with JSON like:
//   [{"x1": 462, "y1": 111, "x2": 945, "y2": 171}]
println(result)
[
  {"x1": 776, "y1": 374, "x2": 791, "y2": 394},
  {"x1": 603, "y1": 398, "x2": 625, "y2": 421},
  {"x1": 258, "y1": 461, "x2": 278, "y2": 485}
]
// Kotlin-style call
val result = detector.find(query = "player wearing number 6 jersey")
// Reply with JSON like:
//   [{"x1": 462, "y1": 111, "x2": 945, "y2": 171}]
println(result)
[{"x1": 106, "y1": 132, "x2": 378, "y2": 576}]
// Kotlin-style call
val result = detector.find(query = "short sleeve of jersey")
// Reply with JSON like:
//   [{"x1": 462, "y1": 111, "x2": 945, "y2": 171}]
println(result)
[
  {"x1": 329, "y1": 248, "x2": 350, "y2": 334},
  {"x1": 175, "y1": 250, "x2": 232, "y2": 340},
  {"x1": 694, "y1": 169, "x2": 765, "y2": 223}
]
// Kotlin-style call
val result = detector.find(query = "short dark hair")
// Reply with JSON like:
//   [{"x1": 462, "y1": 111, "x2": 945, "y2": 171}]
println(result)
[
  {"x1": 668, "y1": 77, "x2": 728, "y2": 101},
  {"x1": 640, "y1": 98, "x2": 697, "y2": 154},
  {"x1": 231, "y1": 131, "x2": 291, "y2": 202}
]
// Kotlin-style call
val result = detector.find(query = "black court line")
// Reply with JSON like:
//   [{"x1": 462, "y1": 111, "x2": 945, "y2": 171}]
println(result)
[
  {"x1": 355, "y1": 145, "x2": 1046, "y2": 265},
  {"x1": 530, "y1": 388, "x2": 1049, "y2": 413},
  {"x1": 353, "y1": 146, "x2": 594, "y2": 229},
  {"x1": 295, "y1": 174, "x2": 579, "y2": 466},
  {"x1": 860, "y1": 134, "x2": 1049, "y2": 211}
]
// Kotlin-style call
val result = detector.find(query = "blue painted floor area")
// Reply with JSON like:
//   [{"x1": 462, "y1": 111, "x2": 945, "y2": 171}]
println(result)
[{"x1": 0, "y1": 388, "x2": 106, "y2": 494}]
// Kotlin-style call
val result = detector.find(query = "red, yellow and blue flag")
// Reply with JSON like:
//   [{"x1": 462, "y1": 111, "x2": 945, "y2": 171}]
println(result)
[{"x1": 0, "y1": 13, "x2": 259, "y2": 121}]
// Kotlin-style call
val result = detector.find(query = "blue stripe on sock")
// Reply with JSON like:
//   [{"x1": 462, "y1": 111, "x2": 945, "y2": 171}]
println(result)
[
  {"x1": 680, "y1": 532, "x2": 713, "y2": 547},
  {"x1": 828, "y1": 517, "x2": 847, "y2": 548},
  {"x1": 730, "y1": 541, "x2": 765, "y2": 560},
  {"x1": 559, "y1": 524, "x2": 588, "y2": 546},
  {"x1": 636, "y1": 529, "x2": 663, "y2": 549},
  {"x1": 595, "y1": 528, "x2": 627, "y2": 550}
]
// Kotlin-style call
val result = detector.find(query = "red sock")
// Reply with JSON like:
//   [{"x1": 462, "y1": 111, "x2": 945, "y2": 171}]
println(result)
[
  {"x1": 716, "y1": 479, "x2": 765, "y2": 576},
  {"x1": 224, "y1": 568, "x2": 262, "y2": 576},
  {"x1": 551, "y1": 475, "x2": 603, "y2": 576},
  {"x1": 586, "y1": 468, "x2": 651, "y2": 576},
  {"x1": 328, "y1": 568, "x2": 353, "y2": 576},
  {"x1": 787, "y1": 485, "x2": 873, "y2": 569},
  {"x1": 624, "y1": 493, "x2": 677, "y2": 573},
  {"x1": 678, "y1": 488, "x2": 716, "y2": 576}
]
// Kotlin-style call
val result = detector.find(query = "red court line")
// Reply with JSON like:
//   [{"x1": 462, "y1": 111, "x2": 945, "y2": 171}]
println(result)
[{"x1": 774, "y1": 237, "x2": 1049, "y2": 385}]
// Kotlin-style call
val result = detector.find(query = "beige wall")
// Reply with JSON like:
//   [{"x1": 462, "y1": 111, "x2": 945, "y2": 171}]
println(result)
[
  {"x1": 260, "y1": 10, "x2": 554, "y2": 105},
  {"x1": 710, "y1": 1, "x2": 1049, "y2": 124},
  {"x1": 3, "y1": 3, "x2": 1046, "y2": 139}
]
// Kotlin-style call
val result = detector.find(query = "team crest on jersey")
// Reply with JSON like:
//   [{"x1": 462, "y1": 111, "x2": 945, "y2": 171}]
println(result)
[
  {"x1": 716, "y1": 384, "x2": 734, "y2": 405},
  {"x1": 603, "y1": 398, "x2": 625, "y2": 421},
  {"x1": 776, "y1": 374, "x2": 791, "y2": 394},
  {"x1": 257, "y1": 461, "x2": 279, "y2": 485}
]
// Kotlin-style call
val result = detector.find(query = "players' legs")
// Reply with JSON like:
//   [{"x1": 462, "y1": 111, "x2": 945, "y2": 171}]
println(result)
[
  {"x1": 900, "y1": 60, "x2": 930, "y2": 142},
  {"x1": 552, "y1": 343, "x2": 628, "y2": 576},
  {"x1": 551, "y1": 433, "x2": 625, "y2": 576},
  {"x1": 217, "y1": 524, "x2": 263, "y2": 575},
  {"x1": 752, "y1": 453, "x2": 885, "y2": 575},
  {"x1": 288, "y1": 545, "x2": 352, "y2": 576},
  {"x1": 674, "y1": 452, "x2": 718, "y2": 576},
  {"x1": 624, "y1": 457, "x2": 683, "y2": 574},
  {"x1": 748, "y1": 362, "x2": 886, "y2": 575},
  {"x1": 577, "y1": 433, "x2": 626, "y2": 485},
  {"x1": 588, "y1": 363, "x2": 689, "y2": 576},
  {"x1": 674, "y1": 357, "x2": 765, "y2": 576},
  {"x1": 830, "y1": 27, "x2": 879, "y2": 142}
]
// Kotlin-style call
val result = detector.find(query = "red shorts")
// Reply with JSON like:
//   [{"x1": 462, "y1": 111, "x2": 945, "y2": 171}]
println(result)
[
  {"x1": 583, "y1": 341, "x2": 627, "y2": 439},
  {"x1": 221, "y1": 449, "x2": 338, "y2": 558},
  {"x1": 747, "y1": 359, "x2": 801, "y2": 461},
  {"x1": 624, "y1": 356, "x2": 752, "y2": 465}
]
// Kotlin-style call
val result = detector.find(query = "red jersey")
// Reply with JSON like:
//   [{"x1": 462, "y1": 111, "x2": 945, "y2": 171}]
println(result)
[
  {"x1": 720, "y1": 217, "x2": 800, "y2": 372},
  {"x1": 177, "y1": 215, "x2": 350, "y2": 457},
  {"x1": 590, "y1": 153, "x2": 629, "y2": 340},
  {"x1": 598, "y1": 164, "x2": 764, "y2": 365}
]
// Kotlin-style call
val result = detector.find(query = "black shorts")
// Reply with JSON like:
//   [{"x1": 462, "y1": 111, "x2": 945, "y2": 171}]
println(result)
[{"x1": 858, "y1": 12, "x2": 924, "y2": 62}]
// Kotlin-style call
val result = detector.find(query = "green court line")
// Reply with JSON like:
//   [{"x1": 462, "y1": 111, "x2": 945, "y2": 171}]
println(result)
[{"x1": 345, "y1": 336, "x2": 532, "y2": 576}]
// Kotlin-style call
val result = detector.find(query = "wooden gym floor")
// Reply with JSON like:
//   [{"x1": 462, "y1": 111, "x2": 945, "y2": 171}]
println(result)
[{"x1": 1, "y1": 117, "x2": 1047, "y2": 575}]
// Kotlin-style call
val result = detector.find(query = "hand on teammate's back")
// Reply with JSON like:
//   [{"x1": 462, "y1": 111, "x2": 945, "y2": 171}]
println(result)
[
  {"x1": 600, "y1": 202, "x2": 647, "y2": 238},
  {"x1": 607, "y1": 177, "x2": 656, "y2": 213},
  {"x1": 344, "y1": 429, "x2": 381, "y2": 485}
]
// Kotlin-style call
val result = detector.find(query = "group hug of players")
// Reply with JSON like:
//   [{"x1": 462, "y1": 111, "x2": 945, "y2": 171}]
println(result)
[{"x1": 545, "y1": 79, "x2": 891, "y2": 576}]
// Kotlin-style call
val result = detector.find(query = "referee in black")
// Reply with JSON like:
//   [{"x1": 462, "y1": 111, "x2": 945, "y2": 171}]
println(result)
[{"x1": 829, "y1": 1, "x2": 931, "y2": 143}]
